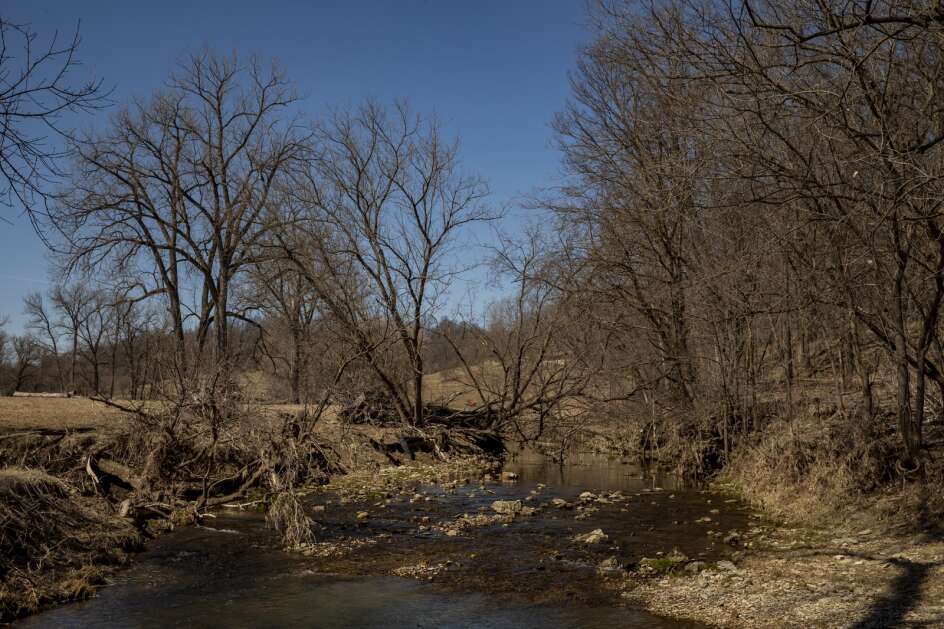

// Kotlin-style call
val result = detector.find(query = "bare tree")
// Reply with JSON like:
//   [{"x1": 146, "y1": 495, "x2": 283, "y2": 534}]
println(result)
[
  {"x1": 50, "y1": 51, "x2": 309, "y2": 396},
  {"x1": 552, "y1": 11, "x2": 709, "y2": 408},
  {"x1": 280, "y1": 102, "x2": 492, "y2": 427},
  {"x1": 446, "y1": 228, "x2": 600, "y2": 442},
  {"x1": 23, "y1": 291, "x2": 65, "y2": 392},
  {"x1": 49, "y1": 282, "x2": 93, "y2": 393},
  {"x1": 9, "y1": 334, "x2": 40, "y2": 393},
  {"x1": 697, "y1": 0, "x2": 944, "y2": 465},
  {"x1": 244, "y1": 252, "x2": 320, "y2": 404},
  {"x1": 551, "y1": 0, "x2": 944, "y2": 469},
  {"x1": 0, "y1": 17, "x2": 106, "y2": 212}
]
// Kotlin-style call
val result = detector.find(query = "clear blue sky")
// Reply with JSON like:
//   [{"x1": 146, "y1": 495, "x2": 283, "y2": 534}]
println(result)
[{"x1": 0, "y1": 1, "x2": 589, "y2": 331}]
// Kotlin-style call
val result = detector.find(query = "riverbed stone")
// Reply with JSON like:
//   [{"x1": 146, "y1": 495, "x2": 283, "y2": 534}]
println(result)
[
  {"x1": 598, "y1": 556, "x2": 624, "y2": 576},
  {"x1": 684, "y1": 561, "x2": 707, "y2": 575},
  {"x1": 491, "y1": 499, "x2": 523, "y2": 515},
  {"x1": 574, "y1": 528, "x2": 608, "y2": 544}
]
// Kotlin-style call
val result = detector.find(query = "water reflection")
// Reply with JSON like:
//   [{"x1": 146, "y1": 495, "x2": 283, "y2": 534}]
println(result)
[
  {"x1": 503, "y1": 448, "x2": 679, "y2": 492},
  {"x1": 20, "y1": 451, "x2": 722, "y2": 629},
  {"x1": 21, "y1": 525, "x2": 689, "y2": 629}
]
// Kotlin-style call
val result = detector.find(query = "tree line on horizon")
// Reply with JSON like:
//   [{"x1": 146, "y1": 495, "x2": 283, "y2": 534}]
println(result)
[{"x1": 2, "y1": 1, "x2": 944, "y2": 471}]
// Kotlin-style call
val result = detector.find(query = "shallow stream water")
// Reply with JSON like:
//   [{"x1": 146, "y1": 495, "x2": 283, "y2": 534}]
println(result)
[{"x1": 21, "y1": 450, "x2": 750, "y2": 628}]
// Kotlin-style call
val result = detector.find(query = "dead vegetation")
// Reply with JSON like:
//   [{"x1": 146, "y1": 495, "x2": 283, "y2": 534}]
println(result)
[
  {"x1": 0, "y1": 394, "x2": 335, "y2": 621},
  {"x1": 0, "y1": 387, "x2": 509, "y2": 622},
  {"x1": 0, "y1": 468, "x2": 141, "y2": 622},
  {"x1": 724, "y1": 410, "x2": 898, "y2": 523}
]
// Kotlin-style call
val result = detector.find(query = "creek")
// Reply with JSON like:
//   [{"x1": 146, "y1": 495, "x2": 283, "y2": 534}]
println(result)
[{"x1": 21, "y1": 450, "x2": 751, "y2": 628}]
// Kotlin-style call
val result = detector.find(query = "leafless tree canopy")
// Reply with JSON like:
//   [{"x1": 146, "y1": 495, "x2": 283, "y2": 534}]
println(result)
[
  {"x1": 47, "y1": 52, "x2": 309, "y2": 396},
  {"x1": 4, "y1": 2, "x2": 944, "y2": 478},
  {"x1": 0, "y1": 17, "x2": 106, "y2": 213}
]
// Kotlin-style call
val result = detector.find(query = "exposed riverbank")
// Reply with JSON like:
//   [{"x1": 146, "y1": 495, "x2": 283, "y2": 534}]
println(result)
[
  {"x1": 623, "y1": 517, "x2": 944, "y2": 628},
  {"x1": 0, "y1": 408, "x2": 476, "y2": 623}
]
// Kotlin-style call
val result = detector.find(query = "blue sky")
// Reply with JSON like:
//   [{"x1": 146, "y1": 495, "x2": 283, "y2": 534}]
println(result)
[{"x1": 0, "y1": 1, "x2": 589, "y2": 331}]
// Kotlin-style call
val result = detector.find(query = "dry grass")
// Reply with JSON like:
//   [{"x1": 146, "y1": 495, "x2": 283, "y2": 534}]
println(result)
[
  {"x1": 423, "y1": 362, "x2": 506, "y2": 408},
  {"x1": 423, "y1": 368, "x2": 486, "y2": 408},
  {"x1": 0, "y1": 361, "x2": 507, "y2": 435},
  {"x1": 0, "y1": 467, "x2": 141, "y2": 622},
  {"x1": 0, "y1": 397, "x2": 330, "y2": 434},
  {"x1": 723, "y1": 410, "x2": 903, "y2": 526},
  {"x1": 0, "y1": 397, "x2": 129, "y2": 433}
]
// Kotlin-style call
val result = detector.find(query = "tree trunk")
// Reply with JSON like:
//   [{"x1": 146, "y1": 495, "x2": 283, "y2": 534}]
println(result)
[
  {"x1": 290, "y1": 327, "x2": 302, "y2": 405},
  {"x1": 413, "y1": 354, "x2": 424, "y2": 428},
  {"x1": 893, "y1": 265, "x2": 920, "y2": 465}
]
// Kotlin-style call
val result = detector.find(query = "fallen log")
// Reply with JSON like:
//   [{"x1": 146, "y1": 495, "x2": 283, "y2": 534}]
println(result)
[{"x1": 12, "y1": 391, "x2": 74, "y2": 398}]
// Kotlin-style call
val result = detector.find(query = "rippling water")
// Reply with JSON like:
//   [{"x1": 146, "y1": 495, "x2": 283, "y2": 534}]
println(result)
[{"x1": 21, "y1": 450, "x2": 736, "y2": 628}]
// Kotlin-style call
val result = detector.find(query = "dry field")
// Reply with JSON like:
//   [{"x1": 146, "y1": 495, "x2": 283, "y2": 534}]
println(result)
[
  {"x1": 423, "y1": 370, "x2": 482, "y2": 408},
  {"x1": 0, "y1": 397, "x2": 128, "y2": 433},
  {"x1": 0, "y1": 362, "x2": 508, "y2": 436}
]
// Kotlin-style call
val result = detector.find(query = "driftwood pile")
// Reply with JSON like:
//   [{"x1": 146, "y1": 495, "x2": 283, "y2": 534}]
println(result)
[
  {"x1": 339, "y1": 391, "x2": 504, "y2": 465},
  {"x1": 0, "y1": 466, "x2": 142, "y2": 621},
  {"x1": 338, "y1": 391, "x2": 402, "y2": 426},
  {"x1": 339, "y1": 391, "x2": 497, "y2": 430},
  {"x1": 0, "y1": 407, "x2": 341, "y2": 531}
]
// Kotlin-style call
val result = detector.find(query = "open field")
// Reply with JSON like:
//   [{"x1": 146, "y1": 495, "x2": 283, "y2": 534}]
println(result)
[
  {"x1": 0, "y1": 397, "x2": 314, "y2": 434},
  {"x1": 0, "y1": 397, "x2": 129, "y2": 433},
  {"x1": 0, "y1": 359, "x2": 521, "y2": 436},
  {"x1": 423, "y1": 368, "x2": 486, "y2": 408}
]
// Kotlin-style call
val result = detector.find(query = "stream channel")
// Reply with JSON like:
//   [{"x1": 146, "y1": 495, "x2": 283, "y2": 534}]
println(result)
[{"x1": 21, "y1": 449, "x2": 752, "y2": 628}]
